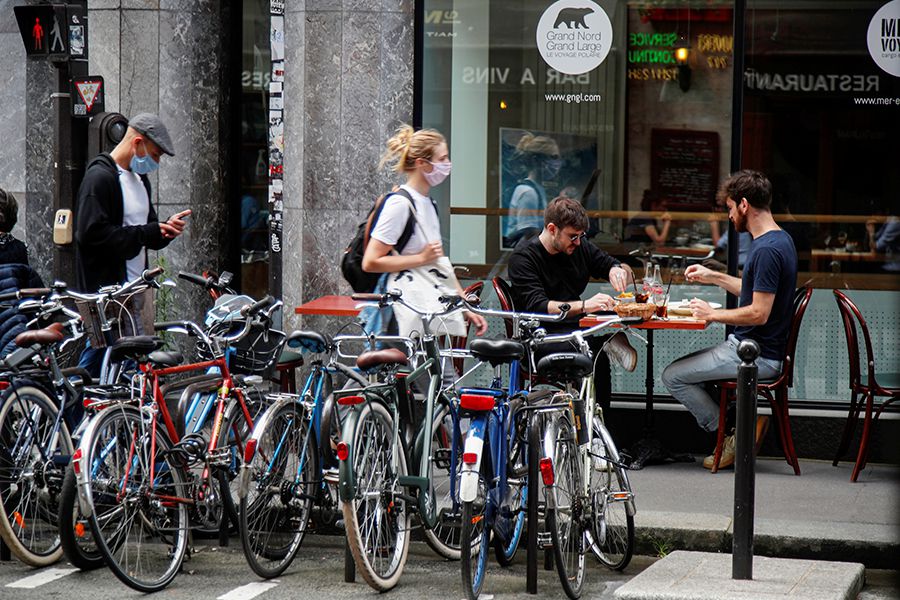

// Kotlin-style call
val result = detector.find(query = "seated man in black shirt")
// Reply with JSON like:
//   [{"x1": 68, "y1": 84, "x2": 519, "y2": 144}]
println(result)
[
  {"x1": 661, "y1": 170, "x2": 798, "y2": 469},
  {"x1": 508, "y1": 197, "x2": 636, "y2": 412}
]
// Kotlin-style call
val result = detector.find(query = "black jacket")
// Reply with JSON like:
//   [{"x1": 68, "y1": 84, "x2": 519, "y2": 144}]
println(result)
[
  {"x1": 74, "y1": 153, "x2": 171, "y2": 292},
  {"x1": 0, "y1": 263, "x2": 44, "y2": 357}
]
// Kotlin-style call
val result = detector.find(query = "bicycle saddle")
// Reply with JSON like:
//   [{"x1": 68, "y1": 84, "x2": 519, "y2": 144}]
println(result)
[
  {"x1": 107, "y1": 335, "x2": 165, "y2": 363},
  {"x1": 14, "y1": 322, "x2": 65, "y2": 347},
  {"x1": 536, "y1": 352, "x2": 593, "y2": 382},
  {"x1": 148, "y1": 350, "x2": 184, "y2": 368},
  {"x1": 356, "y1": 348, "x2": 408, "y2": 372},
  {"x1": 285, "y1": 329, "x2": 330, "y2": 354},
  {"x1": 469, "y1": 338, "x2": 525, "y2": 366}
]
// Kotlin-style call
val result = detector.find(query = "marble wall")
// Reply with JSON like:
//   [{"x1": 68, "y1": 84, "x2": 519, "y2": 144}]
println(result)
[{"x1": 283, "y1": 0, "x2": 415, "y2": 333}]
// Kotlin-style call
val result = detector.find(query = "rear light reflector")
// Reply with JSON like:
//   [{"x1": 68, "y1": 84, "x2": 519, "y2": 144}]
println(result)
[
  {"x1": 460, "y1": 394, "x2": 495, "y2": 411},
  {"x1": 71, "y1": 448, "x2": 82, "y2": 475},
  {"x1": 337, "y1": 395, "x2": 365, "y2": 406},
  {"x1": 336, "y1": 442, "x2": 350, "y2": 461},
  {"x1": 462, "y1": 452, "x2": 478, "y2": 465},
  {"x1": 243, "y1": 439, "x2": 258, "y2": 463},
  {"x1": 539, "y1": 457, "x2": 554, "y2": 486}
]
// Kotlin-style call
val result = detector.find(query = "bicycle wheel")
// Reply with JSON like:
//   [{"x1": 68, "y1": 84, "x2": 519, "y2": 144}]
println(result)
[
  {"x1": 545, "y1": 414, "x2": 586, "y2": 600},
  {"x1": 423, "y1": 405, "x2": 464, "y2": 560},
  {"x1": 342, "y1": 400, "x2": 410, "y2": 591},
  {"x1": 84, "y1": 405, "x2": 190, "y2": 593},
  {"x1": 587, "y1": 422, "x2": 634, "y2": 571},
  {"x1": 0, "y1": 382, "x2": 70, "y2": 566},
  {"x1": 494, "y1": 401, "x2": 527, "y2": 567},
  {"x1": 240, "y1": 401, "x2": 315, "y2": 578},
  {"x1": 58, "y1": 464, "x2": 104, "y2": 569},
  {"x1": 460, "y1": 452, "x2": 490, "y2": 600},
  {"x1": 217, "y1": 394, "x2": 261, "y2": 530}
]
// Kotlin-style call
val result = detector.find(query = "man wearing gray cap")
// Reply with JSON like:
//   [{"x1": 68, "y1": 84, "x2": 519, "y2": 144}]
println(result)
[
  {"x1": 74, "y1": 113, "x2": 190, "y2": 374},
  {"x1": 74, "y1": 112, "x2": 189, "y2": 293}
]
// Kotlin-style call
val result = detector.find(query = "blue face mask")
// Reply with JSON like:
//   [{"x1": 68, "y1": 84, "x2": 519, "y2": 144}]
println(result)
[{"x1": 130, "y1": 142, "x2": 159, "y2": 175}]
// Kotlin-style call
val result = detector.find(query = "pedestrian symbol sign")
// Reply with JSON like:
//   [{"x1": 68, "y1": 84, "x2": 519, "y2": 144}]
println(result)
[
  {"x1": 14, "y1": 5, "x2": 54, "y2": 56},
  {"x1": 71, "y1": 77, "x2": 105, "y2": 118}
]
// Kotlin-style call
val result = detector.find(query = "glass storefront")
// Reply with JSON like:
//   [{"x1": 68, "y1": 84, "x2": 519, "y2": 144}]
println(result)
[
  {"x1": 239, "y1": 0, "x2": 272, "y2": 300},
  {"x1": 420, "y1": 0, "x2": 900, "y2": 404}
]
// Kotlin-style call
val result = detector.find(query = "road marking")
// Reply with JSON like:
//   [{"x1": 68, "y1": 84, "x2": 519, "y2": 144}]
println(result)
[
  {"x1": 217, "y1": 581, "x2": 279, "y2": 600},
  {"x1": 6, "y1": 568, "x2": 78, "y2": 589}
]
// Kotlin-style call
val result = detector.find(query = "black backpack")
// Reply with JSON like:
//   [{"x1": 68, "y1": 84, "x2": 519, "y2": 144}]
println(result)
[{"x1": 341, "y1": 188, "x2": 416, "y2": 293}]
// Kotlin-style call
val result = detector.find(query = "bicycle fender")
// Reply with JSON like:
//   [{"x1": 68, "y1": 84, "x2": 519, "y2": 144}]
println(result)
[
  {"x1": 337, "y1": 404, "x2": 364, "y2": 503},
  {"x1": 594, "y1": 421, "x2": 636, "y2": 516},
  {"x1": 238, "y1": 395, "x2": 300, "y2": 499},
  {"x1": 460, "y1": 416, "x2": 486, "y2": 503}
]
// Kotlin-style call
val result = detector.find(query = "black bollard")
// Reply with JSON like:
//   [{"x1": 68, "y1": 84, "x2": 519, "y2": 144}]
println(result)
[
  {"x1": 1, "y1": 537, "x2": 9, "y2": 562},
  {"x1": 732, "y1": 339, "x2": 759, "y2": 580}
]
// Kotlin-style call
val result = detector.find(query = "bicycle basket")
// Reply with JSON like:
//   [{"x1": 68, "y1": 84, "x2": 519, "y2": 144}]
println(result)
[{"x1": 200, "y1": 319, "x2": 286, "y2": 376}]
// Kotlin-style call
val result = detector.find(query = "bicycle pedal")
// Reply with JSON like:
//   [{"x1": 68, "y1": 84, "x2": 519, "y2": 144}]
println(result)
[
  {"x1": 432, "y1": 448, "x2": 451, "y2": 470},
  {"x1": 537, "y1": 531, "x2": 553, "y2": 549},
  {"x1": 206, "y1": 448, "x2": 233, "y2": 466},
  {"x1": 322, "y1": 467, "x2": 339, "y2": 484}
]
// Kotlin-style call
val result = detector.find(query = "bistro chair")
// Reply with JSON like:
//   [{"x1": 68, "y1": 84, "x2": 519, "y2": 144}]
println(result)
[
  {"x1": 492, "y1": 276, "x2": 516, "y2": 338},
  {"x1": 832, "y1": 290, "x2": 900, "y2": 482},
  {"x1": 709, "y1": 286, "x2": 813, "y2": 474},
  {"x1": 450, "y1": 281, "x2": 484, "y2": 376}
]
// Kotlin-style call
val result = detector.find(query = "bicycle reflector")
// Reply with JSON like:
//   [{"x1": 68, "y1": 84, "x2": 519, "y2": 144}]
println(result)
[
  {"x1": 243, "y1": 439, "x2": 258, "y2": 463},
  {"x1": 336, "y1": 442, "x2": 350, "y2": 461},
  {"x1": 460, "y1": 394, "x2": 495, "y2": 411},
  {"x1": 337, "y1": 395, "x2": 365, "y2": 406},
  {"x1": 539, "y1": 457, "x2": 555, "y2": 486},
  {"x1": 462, "y1": 452, "x2": 478, "y2": 464},
  {"x1": 71, "y1": 448, "x2": 82, "y2": 475}
]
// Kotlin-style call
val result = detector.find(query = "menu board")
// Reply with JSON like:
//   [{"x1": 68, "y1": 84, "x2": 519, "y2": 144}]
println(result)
[{"x1": 650, "y1": 129, "x2": 720, "y2": 209}]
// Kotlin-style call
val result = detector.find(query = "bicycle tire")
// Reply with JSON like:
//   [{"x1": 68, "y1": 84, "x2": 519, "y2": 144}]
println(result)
[
  {"x1": 460, "y1": 497, "x2": 490, "y2": 600},
  {"x1": 84, "y1": 404, "x2": 190, "y2": 593},
  {"x1": 342, "y1": 400, "x2": 410, "y2": 591},
  {"x1": 317, "y1": 392, "x2": 341, "y2": 471},
  {"x1": 0, "y1": 382, "x2": 70, "y2": 566},
  {"x1": 217, "y1": 393, "x2": 260, "y2": 531},
  {"x1": 545, "y1": 414, "x2": 586, "y2": 600},
  {"x1": 58, "y1": 464, "x2": 104, "y2": 569},
  {"x1": 239, "y1": 400, "x2": 315, "y2": 578},
  {"x1": 423, "y1": 404, "x2": 464, "y2": 560},
  {"x1": 494, "y1": 398, "x2": 528, "y2": 567},
  {"x1": 587, "y1": 422, "x2": 634, "y2": 571}
]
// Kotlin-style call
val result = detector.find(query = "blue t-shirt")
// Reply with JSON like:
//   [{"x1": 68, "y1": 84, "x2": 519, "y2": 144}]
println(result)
[{"x1": 734, "y1": 229, "x2": 798, "y2": 360}]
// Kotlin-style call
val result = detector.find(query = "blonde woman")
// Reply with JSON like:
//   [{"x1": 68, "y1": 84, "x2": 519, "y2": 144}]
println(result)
[{"x1": 362, "y1": 124, "x2": 487, "y2": 338}]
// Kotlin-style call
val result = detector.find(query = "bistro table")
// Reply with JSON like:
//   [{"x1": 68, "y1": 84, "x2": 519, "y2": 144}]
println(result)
[
  {"x1": 294, "y1": 295, "x2": 361, "y2": 317},
  {"x1": 579, "y1": 313, "x2": 709, "y2": 468}
]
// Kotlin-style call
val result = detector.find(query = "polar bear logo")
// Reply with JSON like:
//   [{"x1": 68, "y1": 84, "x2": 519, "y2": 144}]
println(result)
[{"x1": 553, "y1": 7, "x2": 594, "y2": 29}]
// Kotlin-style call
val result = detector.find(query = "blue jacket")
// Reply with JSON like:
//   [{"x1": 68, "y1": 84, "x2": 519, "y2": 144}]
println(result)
[{"x1": 0, "y1": 263, "x2": 44, "y2": 357}]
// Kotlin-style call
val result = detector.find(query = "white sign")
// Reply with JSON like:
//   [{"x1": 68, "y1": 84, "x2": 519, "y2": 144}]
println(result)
[
  {"x1": 536, "y1": 0, "x2": 613, "y2": 75},
  {"x1": 868, "y1": 0, "x2": 900, "y2": 77}
]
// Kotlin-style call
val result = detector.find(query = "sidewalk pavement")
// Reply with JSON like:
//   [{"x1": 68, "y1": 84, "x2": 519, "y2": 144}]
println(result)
[{"x1": 627, "y1": 455, "x2": 900, "y2": 570}]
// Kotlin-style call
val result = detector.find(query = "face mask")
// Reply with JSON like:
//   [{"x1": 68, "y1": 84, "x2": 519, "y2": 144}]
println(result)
[
  {"x1": 424, "y1": 160, "x2": 452, "y2": 186},
  {"x1": 130, "y1": 142, "x2": 159, "y2": 175},
  {"x1": 542, "y1": 158, "x2": 562, "y2": 179}
]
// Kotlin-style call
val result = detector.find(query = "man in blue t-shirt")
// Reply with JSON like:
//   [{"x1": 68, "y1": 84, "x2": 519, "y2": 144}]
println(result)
[{"x1": 661, "y1": 170, "x2": 798, "y2": 469}]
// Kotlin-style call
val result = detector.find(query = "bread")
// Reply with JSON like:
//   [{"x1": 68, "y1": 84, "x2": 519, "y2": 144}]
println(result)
[{"x1": 614, "y1": 303, "x2": 657, "y2": 320}]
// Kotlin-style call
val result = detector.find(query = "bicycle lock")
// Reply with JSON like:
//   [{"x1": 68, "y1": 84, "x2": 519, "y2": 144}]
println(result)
[{"x1": 733, "y1": 338, "x2": 760, "y2": 580}]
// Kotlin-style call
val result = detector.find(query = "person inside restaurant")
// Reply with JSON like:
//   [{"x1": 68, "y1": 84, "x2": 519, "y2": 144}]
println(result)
[{"x1": 661, "y1": 170, "x2": 798, "y2": 469}]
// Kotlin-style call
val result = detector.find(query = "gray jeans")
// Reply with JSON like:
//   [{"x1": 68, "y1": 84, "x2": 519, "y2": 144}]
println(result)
[{"x1": 661, "y1": 334, "x2": 782, "y2": 433}]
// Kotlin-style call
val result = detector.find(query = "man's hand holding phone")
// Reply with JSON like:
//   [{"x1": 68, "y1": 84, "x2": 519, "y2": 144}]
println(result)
[{"x1": 160, "y1": 209, "x2": 191, "y2": 239}]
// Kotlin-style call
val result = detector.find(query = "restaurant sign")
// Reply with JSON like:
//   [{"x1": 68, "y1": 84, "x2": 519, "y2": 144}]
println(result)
[{"x1": 868, "y1": 0, "x2": 900, "y2": 77}]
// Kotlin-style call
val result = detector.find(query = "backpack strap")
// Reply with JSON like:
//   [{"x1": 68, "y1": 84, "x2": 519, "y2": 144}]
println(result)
[{"x1": 365, "y1": 188, "x2": 419, "y2": 253}]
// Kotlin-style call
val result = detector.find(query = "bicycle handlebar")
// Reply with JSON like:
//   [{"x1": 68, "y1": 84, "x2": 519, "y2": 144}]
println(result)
[
  {"x1": 535, "y1": 315, "x2": 643, "y2": 345},
  {"x1": 351, "y1": 289, "x2": 463, "y2": 320}
]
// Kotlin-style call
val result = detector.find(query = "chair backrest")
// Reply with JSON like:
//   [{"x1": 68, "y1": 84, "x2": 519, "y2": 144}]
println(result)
[
  {"x1": 833, "y1": 289, "x2": 874, "y2": 388},
  {"x1": 492, "y1": 276, "x2": 515, "y2": 338},
  {"x1": 782, "y1": 286, "x2": 813, "y2": 387}
]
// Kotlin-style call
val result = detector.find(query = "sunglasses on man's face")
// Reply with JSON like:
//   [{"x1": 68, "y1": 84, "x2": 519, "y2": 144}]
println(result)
[{"x1": 565, "y1": 232, "x2": 587, "y2": 242}]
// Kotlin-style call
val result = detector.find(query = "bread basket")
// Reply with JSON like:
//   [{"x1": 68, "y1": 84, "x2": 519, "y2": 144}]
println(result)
[{"x1": 614, "y1": 302, "x2": 657, "y2": 320}]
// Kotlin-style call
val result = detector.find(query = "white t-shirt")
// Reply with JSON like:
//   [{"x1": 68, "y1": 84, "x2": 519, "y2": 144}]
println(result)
[
  {"x1": 117, "y1": 165, "x2": 151, "y2": 283},
  {"x1": 369, "y1": 184, "x2": 441, "y2": 255}
]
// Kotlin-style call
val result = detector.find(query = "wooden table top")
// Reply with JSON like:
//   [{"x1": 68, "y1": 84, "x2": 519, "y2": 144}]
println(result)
[
  {"x1": 579, "y1": 314, "x2": 708, "y2": 330},
  {"x1": 294, "y1": 295, "x2": 360, "y2": 317}
]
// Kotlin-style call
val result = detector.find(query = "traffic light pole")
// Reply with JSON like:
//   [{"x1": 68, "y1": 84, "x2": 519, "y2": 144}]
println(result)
[{"x1": 52, "y1": 58, "x2": 88, "y2": 282}]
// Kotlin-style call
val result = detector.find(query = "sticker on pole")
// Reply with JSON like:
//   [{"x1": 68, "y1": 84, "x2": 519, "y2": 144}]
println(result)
[
  {"x1": 71, "y1": 77, "x2": 105, "y2": 117},
  {"x1": 868, "y1": 0, "x2": 900, "y2": 77},
  {"x1": 536, "y1": 0, "x2": 613, "y2": 75}
]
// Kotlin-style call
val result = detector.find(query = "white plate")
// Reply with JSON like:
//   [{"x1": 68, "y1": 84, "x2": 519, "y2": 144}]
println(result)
[{"x1": 674, "y1": 300, "x2": 722, "y2": 309}]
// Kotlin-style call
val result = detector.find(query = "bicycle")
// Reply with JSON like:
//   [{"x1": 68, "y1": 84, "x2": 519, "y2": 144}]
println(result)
[
  {"x1": 0, "y1": 270, "x2": 165, "y2": 567},
  {"x1": 531, "y1": 315, "x2": 640, "y2": 599},
  {"x1": 72, "y1": 296, "x2": 282, "y2": 592},
  {"x1": 237, "y1": 328, "x2": 381, "y2": 578}
]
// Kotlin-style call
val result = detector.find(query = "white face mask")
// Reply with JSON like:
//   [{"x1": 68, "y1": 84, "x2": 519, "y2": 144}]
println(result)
[{"x1": 423, "y1": 160, "x2": 452, "y2": 186}]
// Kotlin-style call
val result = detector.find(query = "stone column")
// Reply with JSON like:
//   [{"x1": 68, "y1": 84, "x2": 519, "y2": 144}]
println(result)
[{"x1": 283, "y1": 0, "x2": 415, "y2": 334}]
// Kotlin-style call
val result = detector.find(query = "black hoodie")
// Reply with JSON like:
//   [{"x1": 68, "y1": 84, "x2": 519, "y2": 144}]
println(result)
[{"x1": 74, "y1": 153, "x2": 171, "y2": 292}]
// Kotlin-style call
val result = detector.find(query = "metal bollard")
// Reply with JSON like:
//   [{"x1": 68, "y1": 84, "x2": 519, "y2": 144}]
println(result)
[{"x1": 732, "y1": 339, "x2": 759, "y2": 580}]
